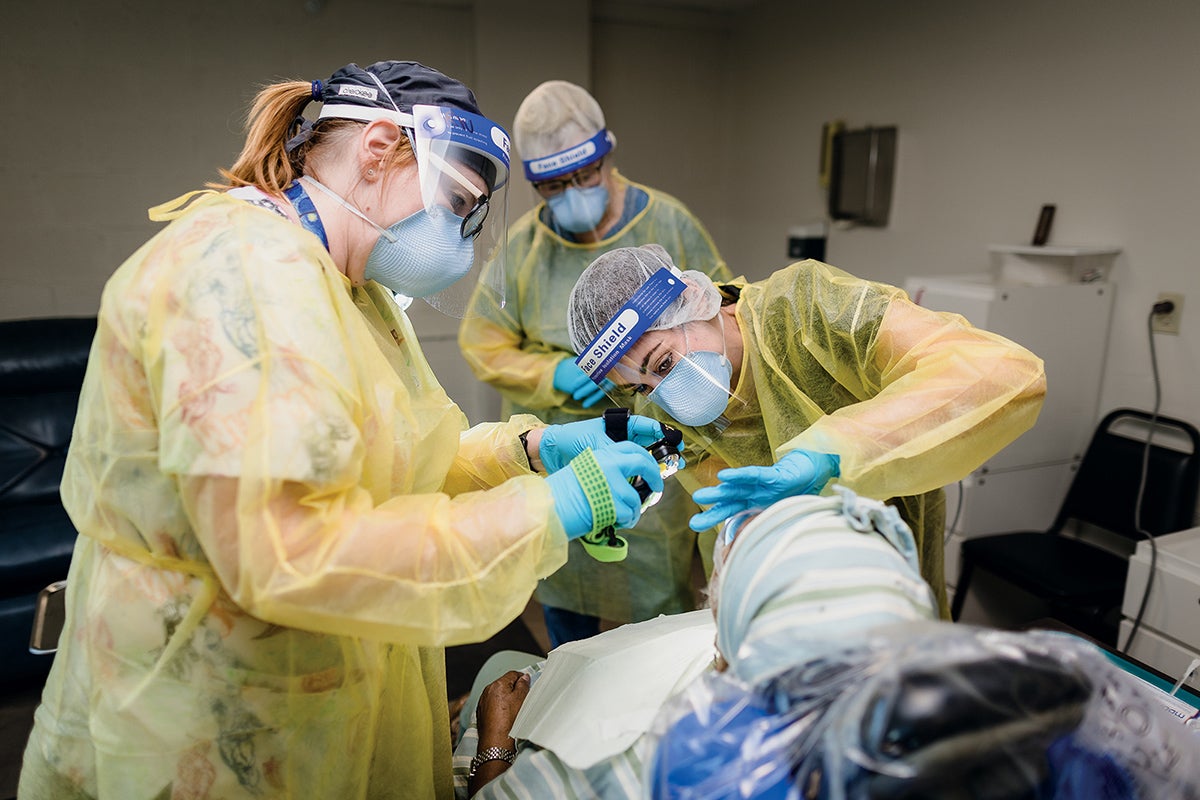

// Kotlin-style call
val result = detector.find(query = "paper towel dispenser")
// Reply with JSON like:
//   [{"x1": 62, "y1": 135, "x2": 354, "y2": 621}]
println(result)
[{"x1": 826, "y1": 125, "x2": 896, "y2": 227}]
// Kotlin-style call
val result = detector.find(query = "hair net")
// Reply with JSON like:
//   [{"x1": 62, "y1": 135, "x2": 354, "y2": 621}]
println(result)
[
  {"x1": 714, "y1": 488, "x2": 937, "y2": 685},
  {"x1": 514, "y1": 80, "x2": 609, "y2": 163},
  {"x1": 648, "y1": 623, "x2": 1200, "y2": 800},
  {"x1": 567, "y1": 244, "x2": 723, "y2": 354}
]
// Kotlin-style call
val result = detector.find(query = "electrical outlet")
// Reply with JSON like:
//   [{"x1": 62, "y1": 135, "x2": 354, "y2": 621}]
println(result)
[{"x1": 1152, "y1": 292, "x2": 1184, "y2": 335}]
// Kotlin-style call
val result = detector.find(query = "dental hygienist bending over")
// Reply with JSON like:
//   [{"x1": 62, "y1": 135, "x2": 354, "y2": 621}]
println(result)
[
  {"x1": 19, "y1": 61, "x2": 667, "y2": 800},
  {"x1": 566, "y1": 245, "x2": 1047, "y2": 615}
]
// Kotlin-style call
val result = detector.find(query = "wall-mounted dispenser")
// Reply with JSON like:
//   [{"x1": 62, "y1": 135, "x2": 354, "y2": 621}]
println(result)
[{"x1": 822, "y1": 123, "x2": 897, "y2": 227}]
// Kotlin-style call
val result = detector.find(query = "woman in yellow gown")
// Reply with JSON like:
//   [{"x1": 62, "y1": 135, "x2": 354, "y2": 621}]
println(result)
[{"x1": 19, "y1": 60, "x2": 665, "y2": 800}]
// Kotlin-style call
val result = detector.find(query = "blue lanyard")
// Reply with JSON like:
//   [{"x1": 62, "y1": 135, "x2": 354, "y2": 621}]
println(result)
[{"x1": 283, "y1": 180, "x2": 330, "y2": 251}]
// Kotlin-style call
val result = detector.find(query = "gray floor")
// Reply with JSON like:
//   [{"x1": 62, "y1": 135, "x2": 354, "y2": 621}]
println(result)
[{"x1": 0, "y1": 682, "x2": 40, "y2": 800}]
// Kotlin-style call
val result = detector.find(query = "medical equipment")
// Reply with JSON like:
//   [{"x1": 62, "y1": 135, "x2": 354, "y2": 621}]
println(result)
[
  {"x1": 648, "y1": 625, "x2": 1200, "y2": 799},
  {"x1": 631, "y1": 423, "x2": 684, "y2": 510},
  {"x1": 579, "y1": 411, "x2": 682, "y2": 562},
  {"x1": 538, "y1": 414, "x2": 669, "y2": 474},
  {"x1": 1122, "y1": 526, "x2": 1200, "y2": 695}
]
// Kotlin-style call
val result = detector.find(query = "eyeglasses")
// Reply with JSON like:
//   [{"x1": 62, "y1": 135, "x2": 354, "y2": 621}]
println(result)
[
  {"x1": 459, "y1": 196, "x2": 489, "y2": 239},
  {"x1": 532, "y1": 159, "x2": 606, "y2": 198},
  {"x1": 427, "y1": 149, "x2": 491, "y2": 239}
]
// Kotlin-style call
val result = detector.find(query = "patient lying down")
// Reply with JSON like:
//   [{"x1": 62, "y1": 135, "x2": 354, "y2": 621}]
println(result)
[{"x1": 455, "y1": 488, "x2": 1200, "y2": 800}]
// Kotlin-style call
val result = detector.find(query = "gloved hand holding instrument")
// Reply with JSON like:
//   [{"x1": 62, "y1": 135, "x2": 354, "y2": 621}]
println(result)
[
  {"x1": 690, "y1": 449, "x2": 840, "y2": 531},
  {"x1": 572, "y1": 408, "x2": 685, "y2": 562},
  {"x1": 546, "y1": 442, "x2": 665, "y2": 545},
  {"x1": 537, "y1": 411, "x2": 680, "y2": 474}
]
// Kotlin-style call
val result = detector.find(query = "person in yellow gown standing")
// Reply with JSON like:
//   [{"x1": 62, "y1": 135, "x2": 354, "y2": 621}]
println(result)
[
  {"x1": 18, "y1": 61, "x2": 670, "y2": 800},
  {"x1": 458, "y1": 81, "x2": 731, "y2": 647}
]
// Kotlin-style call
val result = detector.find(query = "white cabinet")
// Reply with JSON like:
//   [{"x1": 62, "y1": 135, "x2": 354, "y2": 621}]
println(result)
[
  {"x1": 903, "y1": 273, "x2": 1116, "y2": 590},
  {"x1": 1122, "y1": 527, "x2": 1200, "y2": 693},
  {"x1": 986, "y1": 244, "x2": 1121, "y2": 286}
]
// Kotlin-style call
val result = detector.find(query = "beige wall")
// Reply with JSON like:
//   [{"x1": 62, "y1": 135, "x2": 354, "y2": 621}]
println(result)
[
  {"x1": 592, "y1": 5, "x2": 732, "y2": 253},
  {"x1": 722, "y1": 0, "x2": 1200, "y2": 438},
  {"x1": 0, "y1": 0, "x2": 474, "y2": 317},
  {"x1": 3, "y1": 0, "x2": 1198, "y2": 442}
]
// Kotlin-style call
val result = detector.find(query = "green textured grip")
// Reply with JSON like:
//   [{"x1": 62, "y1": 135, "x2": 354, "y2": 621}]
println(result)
[
  {"x1": 569, "y1": 448, "x2": 617, "y2": 533},
  {"x1": 580, "y1": 529, "x2": 629, "y2": 562},
  {"x1": 569, "y1": 448, "x2": 627, "y2": 562}
]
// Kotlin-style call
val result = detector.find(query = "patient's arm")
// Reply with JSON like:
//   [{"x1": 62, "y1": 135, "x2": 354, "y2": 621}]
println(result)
[{"x1": 469, "y1": 671, "x2": 530, "y2": 797}]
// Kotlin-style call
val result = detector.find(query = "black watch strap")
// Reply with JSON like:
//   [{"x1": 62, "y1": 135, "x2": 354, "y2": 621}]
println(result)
[
  {"x1": 518, "y1": 430, "x2": 533, "y2": 470},
  {"x1": 603, "y1": 407, "x2": 630, "y2": 443}
]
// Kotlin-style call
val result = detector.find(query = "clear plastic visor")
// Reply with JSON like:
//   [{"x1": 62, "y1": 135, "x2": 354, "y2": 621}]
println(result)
[{"x1": 407, "y1": 105, "x2": 509, "y2": 318}]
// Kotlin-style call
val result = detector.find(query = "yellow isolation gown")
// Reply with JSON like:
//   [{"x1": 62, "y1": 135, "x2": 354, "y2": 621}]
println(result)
[
  {"x1": 19, "y1": 192, "x2": 567, "y2": 800},
  {"x1": 649, "y1": 261, "x2": 1047, "y2": 617}
]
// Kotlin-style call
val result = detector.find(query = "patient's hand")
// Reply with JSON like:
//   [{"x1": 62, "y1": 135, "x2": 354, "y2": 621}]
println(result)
[{"x1": 477, "y1": 670, "x2": 530, "y2": 748}]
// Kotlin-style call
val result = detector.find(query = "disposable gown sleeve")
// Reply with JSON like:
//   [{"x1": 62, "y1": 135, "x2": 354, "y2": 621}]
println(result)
[
  {"x1": 155, "y1": 210, "x2": 566, "y2": 647},
  {"x1": 444, "y1": 415, "x2": 546, "y2": 495},
  {"x1": 178, "y1": 472, "x2": 564, "y2": 647},
  {"x1": 780, "y1": 278, "x2": 1046, "y2": 500}
]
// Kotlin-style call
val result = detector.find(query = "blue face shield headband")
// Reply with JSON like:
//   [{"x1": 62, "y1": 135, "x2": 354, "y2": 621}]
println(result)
[
  {"x1": 318, "y1": 87, "x2": 512, "y2": 195},
  {"x1": 314, "y1": 74, "x2": 513, "y2": 316},
  {"x1": 522, "y1": 128, "x2": 615, "y2": 182},
  {"x1": 574, "y1": 266, "x2": 687, "y2": 384}
]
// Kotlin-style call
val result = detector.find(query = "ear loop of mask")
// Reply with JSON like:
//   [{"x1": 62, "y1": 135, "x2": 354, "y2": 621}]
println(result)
[
  {"x1": 305, "y1": 71, "x2": 406, "y2": 247},
  {"x1": 302, "y1": 176, "x2": 399, "y2": 243},
  {"x1": 715, "y1": 310, "x2": 728, "y2": 364}
]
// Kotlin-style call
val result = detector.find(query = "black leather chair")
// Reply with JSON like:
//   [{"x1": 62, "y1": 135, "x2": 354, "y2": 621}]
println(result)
[
  {"x1": 951, "y1": 408, "x2": 1200, "y2": 645},
  {"x1": 0, "y1": 317, "x2": 95, "y2": 687}
]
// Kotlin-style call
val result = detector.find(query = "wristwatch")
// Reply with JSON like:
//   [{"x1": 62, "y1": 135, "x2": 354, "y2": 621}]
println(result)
[
  {"x1": 468, "y1": 745, "x2": 518, "y2": 778},
  {"x1": 603, "y1": 406, "x2": 630, "y2": 443}
]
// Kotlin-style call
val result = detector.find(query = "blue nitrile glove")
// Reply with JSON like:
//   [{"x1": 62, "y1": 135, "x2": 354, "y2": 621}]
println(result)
[
  {"x1": 553, "y1": 359, "x2": 612, "y2": 409},
  {"x1": 539, "y1": 414, "x2": 680, "y2": 474},
  {"x1": 689, "y1": 450, "x2": 840, "y2": 531},
  {"x1": 546, "y1": 442, "x2": 665, "y2": 538}
]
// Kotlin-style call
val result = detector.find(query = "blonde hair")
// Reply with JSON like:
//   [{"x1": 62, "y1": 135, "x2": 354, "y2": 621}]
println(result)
[{"x1": 211, "y1": 80, "x2": 414, "y2": 194}]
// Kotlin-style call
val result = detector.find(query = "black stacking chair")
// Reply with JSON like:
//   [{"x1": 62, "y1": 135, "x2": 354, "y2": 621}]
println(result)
[{"x1": 950, "y1": 408, "x2": 1200, "y2": 645}]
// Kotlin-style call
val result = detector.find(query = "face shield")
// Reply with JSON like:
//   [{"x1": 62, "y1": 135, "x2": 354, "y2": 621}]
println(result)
[
  {"x1": 574, "y1": 265, "x2": 736, "y2": 431},
  {"x1": 314, "y1": 67, "x2": 511, "y2": 317},
  {"x1": 404, "y1": 104, "x2": 511, "y2": 317},
  {"x1": 523, "y1": 129, "x2": 615, "y2": 236}
]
